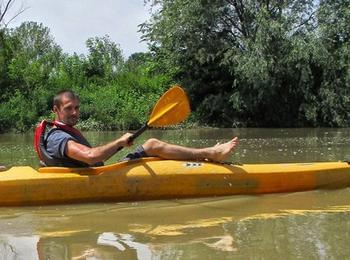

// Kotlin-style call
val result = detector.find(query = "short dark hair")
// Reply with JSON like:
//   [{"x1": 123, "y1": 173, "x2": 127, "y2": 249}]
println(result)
[{"x1": 53, "y1": 90, "x2": 80, "y2": 108}]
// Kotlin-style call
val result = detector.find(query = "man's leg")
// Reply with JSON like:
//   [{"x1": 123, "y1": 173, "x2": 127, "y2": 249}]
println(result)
[{"x1": 142, "y1": 137, "x2": 238, "y2": 162}]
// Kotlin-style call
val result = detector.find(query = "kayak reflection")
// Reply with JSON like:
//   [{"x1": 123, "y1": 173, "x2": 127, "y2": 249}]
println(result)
[
  {"x1": 1, "y1": 189, "x2": 350, "y2": 259},
  {"x1": 0, "y1": 226, "x2": 235, "y2": 259}
]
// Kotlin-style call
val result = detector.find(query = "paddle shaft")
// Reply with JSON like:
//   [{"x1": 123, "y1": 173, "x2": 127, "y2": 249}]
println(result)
[{"x1": 129, "y1": 124, "x2": 148, "y2": 143}]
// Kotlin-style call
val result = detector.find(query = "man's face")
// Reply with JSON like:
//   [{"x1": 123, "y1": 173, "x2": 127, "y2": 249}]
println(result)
[{"x1": 54, "y1": 95, "x2": 80, "y2": 126}]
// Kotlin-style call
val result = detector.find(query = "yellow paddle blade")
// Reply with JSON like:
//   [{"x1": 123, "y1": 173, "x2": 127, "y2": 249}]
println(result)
[{"x1": 148, "y1": 85, "x2": 191, "y2": 127}]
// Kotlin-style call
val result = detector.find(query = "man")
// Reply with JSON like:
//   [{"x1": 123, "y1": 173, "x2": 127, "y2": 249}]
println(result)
[{"x1": 45, "y1": 90, "x2": 238, "y2": 167}]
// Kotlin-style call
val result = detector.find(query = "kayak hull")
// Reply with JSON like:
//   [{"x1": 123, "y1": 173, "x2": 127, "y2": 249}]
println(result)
[{"x1": 1, "y1": 158, "x2": 350, "y2": 206}]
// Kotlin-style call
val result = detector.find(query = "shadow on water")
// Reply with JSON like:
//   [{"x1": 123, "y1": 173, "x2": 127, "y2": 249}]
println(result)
[{"x1": 0, "y1": 128, "x2": 350, "y2": 258}]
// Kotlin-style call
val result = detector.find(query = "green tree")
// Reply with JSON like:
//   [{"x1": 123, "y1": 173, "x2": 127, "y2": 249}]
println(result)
[
  {"x1": 141, "y1": 0, "x2": 235, "y2": 125},
  {"x1": 0, "y1": 28, "x2": 12, "y2": 101},
  {"x1": 312, "y1": 0, "x2": 350, "y2": 126},
  {"x1": 0, "y1": 22, "x2": 63, "y2": 131},
  {"x1": 141, "y1": 0, "x2": 349, "y2": 127},
  {"x1": 225, "y1": 0, "x2": 318, "y2": 127},
  {"x1": 84, "y1": 35, "x2": 124, "y2": 81},
  {"x1": 6, "y1": 22, "x2": 62, "y2": 94},
  {"x1": 77, "y1": 51, "x2": 170, "y2": 130},
  {"x1": 51, "y1": 53, "x2": 87, "y2": 91}
]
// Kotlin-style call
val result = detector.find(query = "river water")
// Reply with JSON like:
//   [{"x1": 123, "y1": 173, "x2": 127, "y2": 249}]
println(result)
[{"x1": 0, "y1": 128, "x2": 350, "y2": 259}]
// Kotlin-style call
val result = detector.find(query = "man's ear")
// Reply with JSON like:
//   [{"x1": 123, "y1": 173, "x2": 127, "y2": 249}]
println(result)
[{"x1": 53, "y1": 105, "x2": 59, "y2": 113}]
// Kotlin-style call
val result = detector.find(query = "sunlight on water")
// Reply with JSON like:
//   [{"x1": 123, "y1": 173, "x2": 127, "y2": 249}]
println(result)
[{"x1": 240, "y1": 206, "x2": 350, "y2": 221}]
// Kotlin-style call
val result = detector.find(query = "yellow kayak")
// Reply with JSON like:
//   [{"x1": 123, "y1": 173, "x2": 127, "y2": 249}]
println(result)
[{"x1": 1, "y1": 158, "x2": 350, "y2": 206}]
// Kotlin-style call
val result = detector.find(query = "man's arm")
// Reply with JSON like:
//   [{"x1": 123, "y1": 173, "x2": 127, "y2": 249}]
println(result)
[{"x1": 66, "y1": 133, "x2": 133, "y2": 165}]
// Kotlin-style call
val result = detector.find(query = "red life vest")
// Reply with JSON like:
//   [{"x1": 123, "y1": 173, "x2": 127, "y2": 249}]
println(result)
[{"x1": 33, "y1": 120, "x2": 85, "y2": 164}]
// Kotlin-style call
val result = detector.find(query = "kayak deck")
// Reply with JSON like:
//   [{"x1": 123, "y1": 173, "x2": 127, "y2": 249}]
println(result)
[{"x1": 1, "y1": 158, "x2": 350, "y2": 206}]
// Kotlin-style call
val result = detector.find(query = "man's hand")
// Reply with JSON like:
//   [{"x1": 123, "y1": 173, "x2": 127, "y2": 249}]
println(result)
[{"x1": 118, "y1": 132, "x2": 134, "y2": 147}]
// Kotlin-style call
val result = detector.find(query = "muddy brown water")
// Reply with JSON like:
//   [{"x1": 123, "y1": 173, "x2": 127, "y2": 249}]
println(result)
[{"x1": 0, "y1": 128, "x2": 349, "y2": 259}]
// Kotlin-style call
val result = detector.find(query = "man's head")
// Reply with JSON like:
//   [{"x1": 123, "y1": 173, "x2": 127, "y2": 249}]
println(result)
[{"x1": 53, "y1": 90, "x2": 80, "y2": 126}]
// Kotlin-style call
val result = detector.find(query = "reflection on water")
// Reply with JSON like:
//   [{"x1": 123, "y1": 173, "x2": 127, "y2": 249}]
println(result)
[
  {"x1": 1, "y1": 188, "x2": 350, "y2": 259},
  {"x1": 0, "y1": 128, "x2": 350, "y2": 258}
]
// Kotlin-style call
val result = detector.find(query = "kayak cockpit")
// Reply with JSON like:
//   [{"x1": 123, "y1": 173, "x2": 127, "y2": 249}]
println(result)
[{"x1": 38, "y1": 157, "x2": 164, "y2": 175}]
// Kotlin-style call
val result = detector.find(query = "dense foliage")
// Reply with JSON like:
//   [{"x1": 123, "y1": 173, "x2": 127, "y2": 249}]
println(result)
[
  {"x1": 141, "y1": 0, "x2": 350, "y2": 127},
  {"x1": 0, "y1": 22, "x2": 170, "y2": 132},
  {"x1": 0, "y1": 0, "x2": 349, "y2": 132}
]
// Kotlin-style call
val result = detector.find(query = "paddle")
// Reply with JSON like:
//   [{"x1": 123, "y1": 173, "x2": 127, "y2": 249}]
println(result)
[{"x1": 118, "y1": 85, "x2": 191, "y2": 150}]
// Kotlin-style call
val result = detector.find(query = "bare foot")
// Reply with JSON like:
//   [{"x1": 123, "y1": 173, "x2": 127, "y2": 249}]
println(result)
[
  {"x1": 0, "y1": 165, "x2": 7, "y2": 172},
  {"x1": 207, "y1": 137, "x2": 238, "y2": 162}
]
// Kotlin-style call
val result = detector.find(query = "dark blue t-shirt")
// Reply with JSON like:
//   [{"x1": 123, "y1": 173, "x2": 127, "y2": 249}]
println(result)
[{"x1": 46, "y1": 128, "x2": 103, "y2": 167}]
